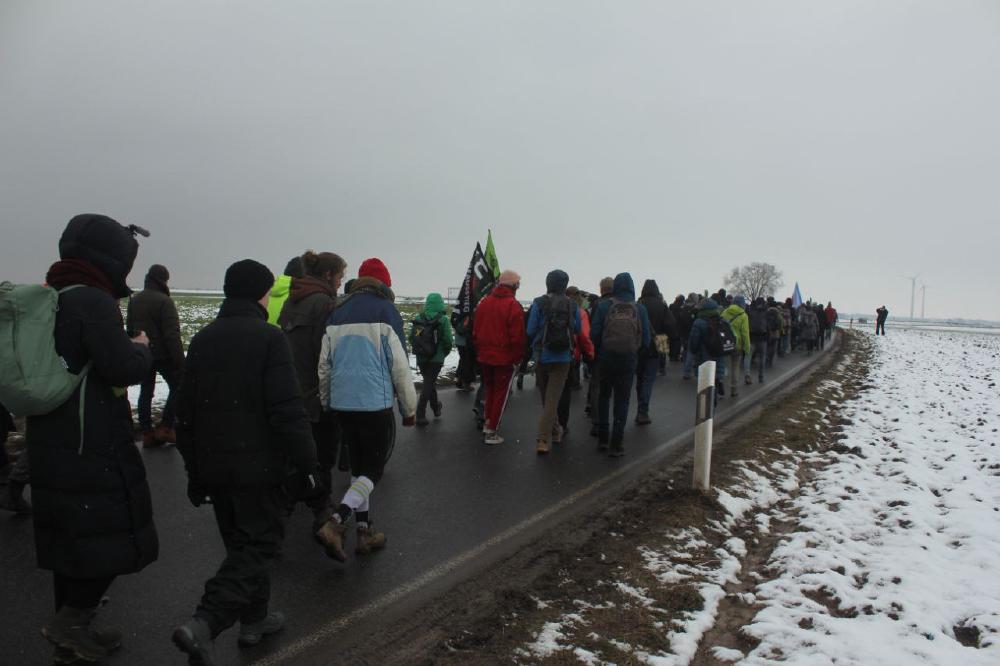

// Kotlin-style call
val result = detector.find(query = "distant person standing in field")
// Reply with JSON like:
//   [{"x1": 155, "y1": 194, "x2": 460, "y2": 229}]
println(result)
[
  {"x1": 473, "y1": 271, "x2": 526, "y2": 446},
  {"x1": 266, "y1": 256, "x2": 303, "y2": 325},
  {"x1": 315, "y1": 258, "x2": 417, "y2": 561},
  {"x1": 173, "y1": 259, "x2": 322, "y2": 661},
  {"x1": 875, "y1": 306, "x2": 888, "y2": 335},
  {"x1": 526, "y1": 269, "x2": 581, "y2": 455},
  {"x1": 126, "y1": 264, "x2": 185, "y2": 447},
  {"x1": 277, "y1": 250, "x2": 346, "y2": 541},
  {"x1": 410, "y1": 292, "x2": 454, "y2": 425}
]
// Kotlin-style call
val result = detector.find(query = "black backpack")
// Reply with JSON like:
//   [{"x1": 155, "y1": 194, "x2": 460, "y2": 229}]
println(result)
[
  {"x1": 748, "y1": 306, "x2": 768, "y2": 335},
  {"x1": 540, "y1": 295, "x2": 574, "y2": 353},
  {"x1": 704, "y1": 316, "x2": 736, "y2": 357},
  {"x1": 412, "y1": 315, "x2": 441, "y2": 357},
  {"x1": 767, "y1": 308, "x2": 782, "y2": 336}
]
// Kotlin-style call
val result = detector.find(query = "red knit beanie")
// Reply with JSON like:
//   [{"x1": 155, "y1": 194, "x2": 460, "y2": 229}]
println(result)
[{"x1": 358, "y1": 257, "x2": 391, "y2": 287}]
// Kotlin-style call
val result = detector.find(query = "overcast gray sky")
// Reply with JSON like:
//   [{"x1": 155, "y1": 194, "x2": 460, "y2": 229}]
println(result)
[{"x1": 2, "y1": 1, "x2": 998, "y2": 320}]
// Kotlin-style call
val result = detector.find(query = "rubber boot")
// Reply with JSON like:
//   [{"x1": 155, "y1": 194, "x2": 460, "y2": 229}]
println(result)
[
  {"x1": 536, "y1": 439, "x2": 550, "y2": 455},
  {"x1": 315, "y1": 519, "x2": 348, "y2": 561},
  {"x1": 238, "y1": 611, "x2": 285, "y2": 647},
  {"x1": 41, "y1": 606, "x2": 107, "y2": 663},
  {"x1": 172, "y1": 617, "x2": 214, "y2": 666},
  {"x1": 355, "y1": 526, "x2": 387, "y2": 554}
]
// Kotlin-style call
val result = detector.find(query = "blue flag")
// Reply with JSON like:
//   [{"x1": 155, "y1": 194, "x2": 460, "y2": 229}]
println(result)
[{"x1": 791, "y1": 282, "x2": 803, "y2": 308}]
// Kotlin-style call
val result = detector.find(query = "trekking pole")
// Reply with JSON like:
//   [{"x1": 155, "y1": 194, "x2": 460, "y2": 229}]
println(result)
[{"x1": 693, "y1": 360, "x2": 716, "y2": 492}]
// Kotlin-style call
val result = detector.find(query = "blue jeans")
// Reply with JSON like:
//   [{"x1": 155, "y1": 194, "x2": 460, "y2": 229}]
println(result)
[
  {"x1": 598, "y1": 357, "x2": 637, "y2": 444},
  {"x1": 683, "y1": 348, "x2": 695, "y2": 378},
  {"x1": 635, "y1": 355, "x2": 659, "y2": 415}
]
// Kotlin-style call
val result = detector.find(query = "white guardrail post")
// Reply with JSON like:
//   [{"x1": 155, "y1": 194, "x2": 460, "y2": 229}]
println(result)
[{"x1": 693, "y1": 360, "x2": 716, "y2": 491}]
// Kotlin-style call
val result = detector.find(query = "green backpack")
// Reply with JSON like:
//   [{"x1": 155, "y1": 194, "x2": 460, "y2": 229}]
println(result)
[{"x1": 0, "y1": 282, "x2": 91, "y2": 419}]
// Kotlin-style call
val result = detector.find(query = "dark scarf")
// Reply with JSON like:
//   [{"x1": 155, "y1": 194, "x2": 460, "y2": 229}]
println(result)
[
  {"x1": 289, "y1": 276, "x2": 336, "y2": 304},
  {"x1": 46, "y1": 259, "x2": 117, "y2": 298}
]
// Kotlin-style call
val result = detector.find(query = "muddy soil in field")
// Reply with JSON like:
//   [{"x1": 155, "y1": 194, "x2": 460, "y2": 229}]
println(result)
[{"x1": 339, "y1": 331, "x2": 870, "y2": 665}]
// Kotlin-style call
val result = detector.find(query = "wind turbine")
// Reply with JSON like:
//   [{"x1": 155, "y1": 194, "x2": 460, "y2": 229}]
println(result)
[
  {"x1": 920, "y1": 282, "x2": 931, "y2": 319},
  {"x1": 904, "y1": 274, "x2": 919, "y2": 320}
]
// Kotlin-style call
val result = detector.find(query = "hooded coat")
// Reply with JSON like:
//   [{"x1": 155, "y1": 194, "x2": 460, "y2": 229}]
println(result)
[
  {"x1": 638, "y1": 280, "x2": 679, "y2": 349},
  {"x1": 721, "y1": 303, "x2": 751, "y2": 354},
  {"x1": 689, "y1": 298, "x2": 723, "y2": 362},
  {"x1": 473, "y1": 284, "x2": 527, "y2": 367},
  {"x1": 126, "y1": 271, "x2": 184, "y2": 370},
  {"x1": 278, "y1": 276, "x2": 337, "y2": 422},
  {"x1": 526, "y1": 269, "x2": 583, "y2": 365},
  {"x1": 589, "y1": 273, "x2": 652, "y2": 362},
  {"x1": 410, "y1": 292, "x2": 454, "y2": 364},
  {"x1": 28, "y1": 216, "x2": 158, "y2": 579},
  {"x1": 266, "y1": 274, "x2": 293, "y2": 326}
]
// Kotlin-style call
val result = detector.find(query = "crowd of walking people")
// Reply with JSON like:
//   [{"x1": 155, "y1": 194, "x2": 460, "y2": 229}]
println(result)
[{"x1": 0, "y1": 215, "x2": 839, "y2": 665}]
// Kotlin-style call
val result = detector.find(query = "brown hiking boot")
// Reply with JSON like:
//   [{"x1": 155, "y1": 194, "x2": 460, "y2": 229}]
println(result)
[
  {"x1": 141, "y1": 430, "x2": 160, "y2": 448},
  {"x1": 551, "y1": 424, "x2": 563, "y2": 443},
  {"x1": 154, "y1": 425, "x2": 176, "y2": 444},
  {"x1": 355, "y1": 526, "x2": 387, "y2": 554},
  {"x1": 536, "y1": 439, "x2": 550, "y2": 455},
  {"x1": 315, "y1": 520, "x2": 348, "y2": 561}
]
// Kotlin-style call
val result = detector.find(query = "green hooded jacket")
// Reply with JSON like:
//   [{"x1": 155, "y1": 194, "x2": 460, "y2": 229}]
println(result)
[
  {"x1": 721, "y1": 304, "x2": 751, "y2": 354},
  {"x1": 409, "y1": 292, "x2": 454, "y2": 364},
  {"x1": 266, "y1": 274, "x2": 293, "y2": 326}
]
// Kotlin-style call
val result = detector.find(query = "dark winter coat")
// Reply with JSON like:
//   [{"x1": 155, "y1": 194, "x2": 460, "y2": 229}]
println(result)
[
  {"x1": 638, "y1": 280, "x2": 679, "y2": 348},
  {"x1": 590, "y1": 273, "x2": 652, "y2": 363},
  {"x1": 278, "y1": 276, "x2": 337, "y2": 422},
  {"x1": 176, "y1": 298, "x2": 317, "y2": 489},
  {"x1": 26, "y1": 286, "x2": 157, "y2": 579},
  {"x1": 798, "y1": 307, "x2": 819, "y2": 341},
  {"x1": 689, "y1": 298, "x2": 724, "y2": 363},
  {"x1": 126, "y1": 280, "x2": 184, "y2": 370}
]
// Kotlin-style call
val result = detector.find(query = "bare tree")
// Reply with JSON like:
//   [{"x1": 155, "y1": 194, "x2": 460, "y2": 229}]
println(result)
[{"x1": 723, "y1": 262, "x2": 784, "y2": 301}]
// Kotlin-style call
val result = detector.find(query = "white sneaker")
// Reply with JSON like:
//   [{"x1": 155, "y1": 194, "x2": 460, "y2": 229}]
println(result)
[{"x1": 483, "y1": 431, "x2": 505, "y2": 445}]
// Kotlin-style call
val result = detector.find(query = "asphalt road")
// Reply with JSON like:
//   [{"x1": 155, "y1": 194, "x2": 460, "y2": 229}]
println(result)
[{"x1": 0, "y1": 337, "x2": 836, "y2": 665}]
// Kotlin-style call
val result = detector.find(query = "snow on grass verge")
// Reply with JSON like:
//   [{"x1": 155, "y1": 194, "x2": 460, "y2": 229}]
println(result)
[{"x1": 740, "y1": 330, "x2": 1000, "y2": 664}]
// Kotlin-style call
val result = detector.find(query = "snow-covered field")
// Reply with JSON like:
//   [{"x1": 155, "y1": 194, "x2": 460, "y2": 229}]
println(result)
[
  {"x1": 518, "y1": 329, "x2": 1000, "y2": 664},
  {"x1": 738, "y1": 330, "x2": 1000, "y2": 664}
]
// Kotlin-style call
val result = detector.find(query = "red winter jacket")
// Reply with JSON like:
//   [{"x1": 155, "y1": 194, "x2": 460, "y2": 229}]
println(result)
[
  {"x1": 574, "y1": 306, "x2": 595, "y2": 362},
  {"x1": 825, "y1": 306, "x2": 837, "y2": 325},
  {"x1": 473, "y1": 285, "x2": 527, "y2": 366}
]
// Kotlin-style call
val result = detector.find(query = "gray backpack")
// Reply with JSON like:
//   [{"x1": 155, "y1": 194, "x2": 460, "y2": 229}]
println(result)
[{"x1": 601, "y1": 299, "x2": 641, "y2": 355}]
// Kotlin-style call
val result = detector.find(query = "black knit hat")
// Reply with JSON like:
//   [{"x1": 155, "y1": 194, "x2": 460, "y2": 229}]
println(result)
[{"x1": 224, "y1": 259, "x2": 274, "y2": 300}]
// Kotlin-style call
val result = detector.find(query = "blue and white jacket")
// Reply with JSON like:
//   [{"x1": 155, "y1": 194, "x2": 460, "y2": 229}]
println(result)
[{"x1": 318, "y1": 278, "x2": 417, "y2": 416}]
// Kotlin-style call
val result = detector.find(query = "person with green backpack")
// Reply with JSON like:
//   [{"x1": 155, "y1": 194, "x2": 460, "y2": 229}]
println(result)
[
  {"x1": 409, "y1": 292, "x2": 454, "y2": 426},
  {"x1": 1, "y1": 214, "x2": 157, "y2": 664}
]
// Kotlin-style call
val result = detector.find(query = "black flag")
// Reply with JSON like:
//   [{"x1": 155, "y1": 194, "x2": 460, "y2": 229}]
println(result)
[{"x1": 455, "y1": 242, "x2": 495, "y2": 320}]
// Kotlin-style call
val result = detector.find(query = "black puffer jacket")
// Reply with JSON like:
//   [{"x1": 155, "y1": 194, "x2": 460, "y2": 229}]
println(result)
[
  {"x1": 277, "y1": 277, "x2": 336, "y2": 422},
  {"x1": 26, "y1": 286, "x2": 157, "y2": 579},
  {"x1": 175, "y1": 298, "x2": 317, "y2": 488}
]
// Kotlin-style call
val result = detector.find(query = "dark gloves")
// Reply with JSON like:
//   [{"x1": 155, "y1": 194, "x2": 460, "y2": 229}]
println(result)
[
  {"x1": 286, "y1": 466, "x2": 328, "y2": 501},
  {"x1": 187, "y1": 481, "x2": 211, "y2": 508}
]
